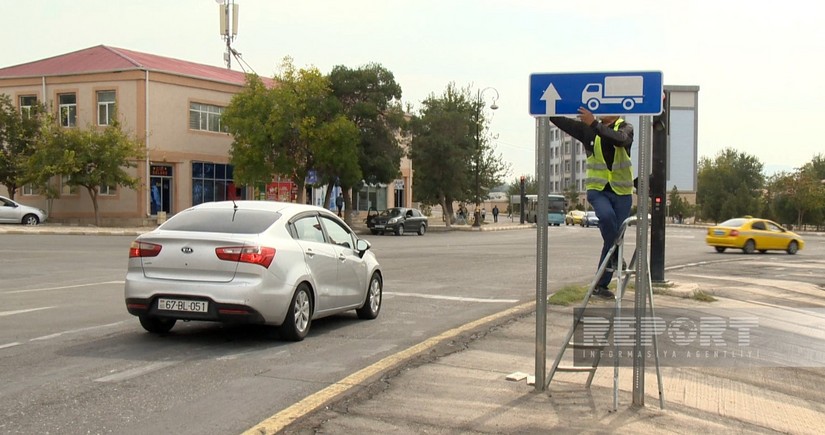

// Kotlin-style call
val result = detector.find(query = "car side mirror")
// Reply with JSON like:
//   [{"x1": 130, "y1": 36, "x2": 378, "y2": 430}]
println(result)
[{"x1": 356, "y1": 239, "x2": 371, "y2": 258}]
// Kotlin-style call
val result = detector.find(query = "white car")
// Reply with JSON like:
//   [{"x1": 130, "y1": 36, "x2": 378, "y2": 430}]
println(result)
[
  {"x1": 0, "y1": 195, "x2": 47, "y2": 225},
  {"x1": 124, "y1": 200, "x2": 383, "y2": 341}
]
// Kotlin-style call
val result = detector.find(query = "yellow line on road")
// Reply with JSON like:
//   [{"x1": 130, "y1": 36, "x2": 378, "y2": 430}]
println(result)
[{"x1": 241, "y1": 300, "x2": 535, "y2": 435}]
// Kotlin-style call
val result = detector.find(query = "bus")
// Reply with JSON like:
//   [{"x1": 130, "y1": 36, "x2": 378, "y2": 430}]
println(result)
[{"x1": 524, "y1": 194, "x2": 566, "y2": 225}]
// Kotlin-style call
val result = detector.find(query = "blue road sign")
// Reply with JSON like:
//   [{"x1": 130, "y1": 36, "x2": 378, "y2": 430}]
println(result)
[{"x1": 529, "y1": 71, "x2": 663, "y2": 117}]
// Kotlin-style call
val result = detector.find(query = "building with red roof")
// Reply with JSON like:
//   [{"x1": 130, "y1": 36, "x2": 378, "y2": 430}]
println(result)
[{"x1": 0, "y1": 45, "x2": 275, "y2": 225}]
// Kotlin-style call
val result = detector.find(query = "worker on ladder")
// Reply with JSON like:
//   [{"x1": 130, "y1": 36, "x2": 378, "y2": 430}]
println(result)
[{"x1": 549, "y1": 108, "x2": 634, "y2": 298}]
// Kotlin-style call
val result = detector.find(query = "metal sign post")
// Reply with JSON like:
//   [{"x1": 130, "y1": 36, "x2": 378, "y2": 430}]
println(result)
[
  {"x1": 632, "y1": 116, "x2": 653, "y2": 406},
  {"x1": 534, "y1": 117, "x2": 551, "y2": 391}
]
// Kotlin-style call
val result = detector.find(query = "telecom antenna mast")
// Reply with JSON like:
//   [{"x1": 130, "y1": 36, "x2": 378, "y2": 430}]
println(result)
[{"x1": 217, "y1": 0, "x2": 239, "y2": 69}]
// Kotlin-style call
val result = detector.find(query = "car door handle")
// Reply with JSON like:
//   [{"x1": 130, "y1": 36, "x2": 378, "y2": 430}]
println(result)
[
  {"x1": 305, "y1": 249, "x2": 315, "y2": 258},
  {"x1": 338, "y1": 253, "x2": 348, "y2": 262}
]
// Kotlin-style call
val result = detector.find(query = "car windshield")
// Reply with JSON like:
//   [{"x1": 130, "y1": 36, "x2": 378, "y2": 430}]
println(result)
[
  {"x1": 160, "y1": 208, "x2": 282, "y2": 233},
  {"x1": 379, "y1": 208, "x2": 403, "y2": 217},
  {"x1": 719, "y1": 218, "x2": 746, "y2": 227}
]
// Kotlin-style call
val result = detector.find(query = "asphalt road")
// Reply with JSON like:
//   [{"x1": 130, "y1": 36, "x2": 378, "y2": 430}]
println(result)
[{"x1": 0, "y1": 226, "x2": 822, "y2": 434}]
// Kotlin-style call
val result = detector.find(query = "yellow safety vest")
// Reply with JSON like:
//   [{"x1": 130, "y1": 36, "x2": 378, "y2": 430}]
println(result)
[{"x1": 585, "y1": 119, "x2": 633, "y2": 195}]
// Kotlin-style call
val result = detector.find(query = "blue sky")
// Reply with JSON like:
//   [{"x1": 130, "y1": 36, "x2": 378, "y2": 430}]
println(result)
[{"x1": 6, "y1": 0, "x2": 824, "y2": 178}]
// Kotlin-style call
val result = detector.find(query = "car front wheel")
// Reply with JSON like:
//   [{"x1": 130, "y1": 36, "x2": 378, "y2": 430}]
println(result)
[
  {"x1": 281, "y1": 284, "x2": 312, "y2": 341},
  {"x1": 395, "y1": 225, "x2": 404, "y2": 236},
  {"x1": 743, "y1": 239, "x2": 756, "y2": 254},
  {"x1": 418, "y1": 224, "x2": 426, "y2": 236},
  {"x1": 787, "y1": 240, "x2": 799, "y2": 255},
  {"x1": 715, "y1": 247, "x2": 726, "y2": 253},
  {"x1": 356, "y1": 273, "x2": 382, "y2": 320},
  {"x1": 139, "y1": 316, "x2": 176, "y2": 334},
  {"x1": 22, "y1": 214, "x2": 40, "y2": 225}
]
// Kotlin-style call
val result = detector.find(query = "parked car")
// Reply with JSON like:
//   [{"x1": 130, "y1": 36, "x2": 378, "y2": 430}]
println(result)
[
  {"x1": 706, "y1": 217, "x2": 804, "y2": 254},
  {"x1": 565, "y1": 210, "x2": 585, "y2": 225},
  {"x1": 582, "y1": 211, "x2": 599, "y2": 227},
  {"x1": 0, "y1": 195, "x2": 47, "y2": 225},
  {"x1": 124, "y1": 201, "x2": 383, "y2": 341},
  {"x1": 367, "y1": 207, "x2": 428, "y2": 236}
]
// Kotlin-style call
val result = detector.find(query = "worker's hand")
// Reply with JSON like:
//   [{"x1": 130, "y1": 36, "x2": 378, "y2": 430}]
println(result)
[{"x1": 578, "y1": 107, "x2": 596, "y2": 126}]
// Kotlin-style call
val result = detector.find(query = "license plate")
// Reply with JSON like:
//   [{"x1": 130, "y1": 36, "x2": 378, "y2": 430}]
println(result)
[
  {"x1": 157, "y1": 298, "x2": 208, "y2": 313},
  {"x1": 714, "y1": 230, "x2": 725, "y2": 236},
  {"x1": 374, "y1": 224, "x2": 385, "y2": 229}
]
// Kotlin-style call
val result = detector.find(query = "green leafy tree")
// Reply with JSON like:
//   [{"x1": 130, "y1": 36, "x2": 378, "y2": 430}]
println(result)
[
  {"x1": 767, "y1": 156, "x2": 825, "y2": 228},
  {"x1": 409, "y1": 83, "x2": 475, "y2": 226},
  {"x1": 328, "y1": 63, "x2": 405, "y2": 218},
  {"x1": 696, "y1": 148, "x2": 764, "y2": 223},
  {"x1": 28, "y1": 116, "x2": 144, "y2": 226},
  {"x1": 667, "y1": 185, "x2": 689, "y2": 220},
  {"x1": 563, "y1": 183, "x2": 580, "y2": 210},
  {"x1": 0, "y1": 94, "x2": 44, "y2": 199},
  {"x1": 223, "y1": 58, "x2": 360, "y2": 208}
]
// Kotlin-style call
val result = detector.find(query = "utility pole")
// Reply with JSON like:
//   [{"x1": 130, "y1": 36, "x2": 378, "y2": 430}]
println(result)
[{"x1": 217, "y1": 0, "x2": 239, "y2": 69}]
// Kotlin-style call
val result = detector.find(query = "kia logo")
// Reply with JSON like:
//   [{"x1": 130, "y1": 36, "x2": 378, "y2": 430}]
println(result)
[{"x1": 181, "y1": 247, "x2": 194, "y2": 254}]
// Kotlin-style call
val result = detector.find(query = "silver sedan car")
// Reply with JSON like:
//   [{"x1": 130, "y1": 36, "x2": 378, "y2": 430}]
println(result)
[
  {"x1": 125, "y1": 201, "x2": 382, "y2": 341},
  {"x1": 0, "y1": 195, "x2": 47, "y2": 225}
]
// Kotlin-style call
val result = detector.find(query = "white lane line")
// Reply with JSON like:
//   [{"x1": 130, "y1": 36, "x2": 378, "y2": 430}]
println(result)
[
  {"x1": 95, "y1": 361, "x2": 177, "y2": 383},
  {"x1": 30, "y1": 321, "x2": 126, "y2": 342},
  {"x1": 5, "y1": 281, "x2": 125, "y2": 295},
  {"x1": 0, "y1": 306, "x2": 55, "y2": 317},
  {"x1": 385, "y1": 292, "x2": 518, "y2": 303},
  {"x1": 0, "y1": 342, "x2": 21, "y2": 350}
]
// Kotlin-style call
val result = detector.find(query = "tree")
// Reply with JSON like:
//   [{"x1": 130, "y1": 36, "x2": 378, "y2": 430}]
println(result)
[
  {"x1": 563, "y1": 183, "x2": 580, "y2": 211},
  {"x1": 28, "y1": 116, "x2": 145, "y2": 226},
  {"x1": 223, "y1": 58, "x2": 360, "y2": 207},
  {"x1": 667, "y1": 185, "x2": 689, "y2": 220},
  {"x1": 328, "y1": 63, "x2": 405, "y2": 220},
  {"x1": 0, "y1": 94, "x2": 44, "y2": 199},
  {"x1": 696, "y1": 148, "x2": 764, "y2": 223},
  {"x1": 409, "y1": 84, "x2": 475, "y2": 227},
  {"x1": 766, "y1": 155, "x2": 825, "y2": 228}
]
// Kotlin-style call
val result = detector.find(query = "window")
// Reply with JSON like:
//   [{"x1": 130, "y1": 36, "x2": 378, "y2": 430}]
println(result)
[
  {"x1": 19, "y1": 95, "x2": 37, "y2": 118},
  {"x1": 61, "y1": 175, "x2": 78, "y2": 195},
  {"x1": 189, "y1": 102, "x2": 226, "y2": 133},
  {"x1": 99, "y1": 185, "x2": 117, "y2": 196},
  {"x1": 320, "y1": 215, "x2": 354, "y2": 249},
  {"x1": 58, "y1": 93, "x2": 77, "y2": 127},
  {"x1": 97, "y1": 91, "x2": 116, "y2": 125},
  {"x1": 293, "y1": 216, "x2": 326, "y2": 243},
  {"x1": 192, "y1": 162, "x2": 242, "y2": 206},
  {"x1": 22, "y1": 184, "x2": 39, "y2": 196}
]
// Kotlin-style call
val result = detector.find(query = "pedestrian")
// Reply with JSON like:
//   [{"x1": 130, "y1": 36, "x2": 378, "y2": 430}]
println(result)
[
  {"x1": 481, "y1": 207, "x2": 486, "y2": 222},
  {"x1": 548, "y1": 108, "x2": 634, "y2": 299},
  {"x1": 335, "y1": 193, "x2": 344, "y2": 217},
  {"x1": 492, "y1": 205, "x2": 499, "y2": 223}
]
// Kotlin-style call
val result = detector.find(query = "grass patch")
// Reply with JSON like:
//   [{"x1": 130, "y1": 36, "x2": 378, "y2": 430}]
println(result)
[
  {"x1": 548, "y1": 285, "x2": 588, "y2": 306},
  {"x1": 691, "y1": 290, "x2": 717, "y2": 302}
]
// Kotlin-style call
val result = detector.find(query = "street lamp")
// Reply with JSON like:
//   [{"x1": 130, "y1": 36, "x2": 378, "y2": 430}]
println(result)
[{"x1": 473, "y1": 87, "x2": 499, "y2": 228}]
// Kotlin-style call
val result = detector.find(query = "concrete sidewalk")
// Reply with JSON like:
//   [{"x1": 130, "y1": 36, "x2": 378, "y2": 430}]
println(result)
[{"x1": 265, "y1": 294, "x2": 824, "y2": 434}]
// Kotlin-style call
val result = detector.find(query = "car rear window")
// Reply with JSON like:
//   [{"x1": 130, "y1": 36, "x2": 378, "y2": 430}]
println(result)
[
  {"x1": 160, "y1": 209, "x2": 282, "y2": 234},
  {"x1": 719, "y1": 218, "x2": 746, "y2": 227}
]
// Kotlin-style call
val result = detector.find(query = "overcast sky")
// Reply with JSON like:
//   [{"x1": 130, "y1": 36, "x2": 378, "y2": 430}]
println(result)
[{"x1": 6, "y1": 0, "x2": 824, "y2": 179}]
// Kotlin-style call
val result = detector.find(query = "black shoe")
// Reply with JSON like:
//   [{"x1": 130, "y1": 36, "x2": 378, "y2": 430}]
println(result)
[{"x1": 594, "y1": 286, "x2": 615, "y2": 299}]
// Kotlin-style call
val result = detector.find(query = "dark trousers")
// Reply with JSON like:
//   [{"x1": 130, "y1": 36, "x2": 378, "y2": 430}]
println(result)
[{"x1": 587, "y1": 189, "x2": 632, "y2": 287}]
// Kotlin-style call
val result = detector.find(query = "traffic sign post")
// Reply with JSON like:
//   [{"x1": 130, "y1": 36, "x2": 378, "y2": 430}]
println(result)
[{"x1": 530, "y1": 71, "x2": 663, "y2": 116}]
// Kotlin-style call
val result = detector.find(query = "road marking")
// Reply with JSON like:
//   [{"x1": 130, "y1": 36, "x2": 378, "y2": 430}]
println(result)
[
  {"x1": 30, "y1": 321, "x2": 126, "y2": 342},
  {"x1": 5, "y1": 280, "x2": 125, "y2": 294},
  {"x1": 0, "y1": 306, "x2": 55, "y2": 317},
  {"x1": 95, "y1": 361, "x2": 177, "y2": 383},
  {"x1": 0, "y1": 342, "x2": 21, "y2": 350},
  {"x1": 242, "y1": 300, "x2": 535, "y2": 435},
  {"x1": 384, "y1": 292, "x2": 518, "y2": 303}
]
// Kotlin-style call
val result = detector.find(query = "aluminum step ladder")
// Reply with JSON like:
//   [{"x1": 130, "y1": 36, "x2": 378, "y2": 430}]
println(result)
[{"x1": 545, "y1": 216, "x2": 665, "y2": 411}]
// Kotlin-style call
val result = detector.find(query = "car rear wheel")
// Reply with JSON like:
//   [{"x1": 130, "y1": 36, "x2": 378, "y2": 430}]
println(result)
[
  {"x1": 281, "y1": 284, "x2": 312, "y2": 341},
  {"x1": 743, "y1": 239, "x2": 756, "y2": 254},
  {"x1": 370, "y1": 229, "x2": 379, "y2": 235},
  {"x1": 395, "y1": 225, "x2": 404, "y2": 236},
  {"x1": 356, "y1": 272, "x2": 382, "y2": 320},
  {"x1": 714, "y1": 247, "x2": 726, "y2": 253},
  {"x1": 787, "y1": 240, "x2": 799, "y2": 255},
  {"x1": 22, "y1": 214, "x2": 39, "y2": 225},
  {"x1": 418, "y1": 224, "x2": 426, "y2": 236},
  {"x1": 139, "y1": 316, "x2": 176, "y2": 334}
]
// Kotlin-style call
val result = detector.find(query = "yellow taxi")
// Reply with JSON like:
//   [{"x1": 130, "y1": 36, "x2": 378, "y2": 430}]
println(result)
[
  {"x1": 565, "y1": 210, "x2": 586, "y2": 225},
  {"x1": 705, "y1": 217, "x2": 804, "y2": 254}
]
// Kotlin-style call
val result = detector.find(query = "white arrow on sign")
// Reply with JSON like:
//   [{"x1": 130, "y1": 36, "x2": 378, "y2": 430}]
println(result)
[{"x1": 540, "y1": 84, "x2": 561, "y2": 115}]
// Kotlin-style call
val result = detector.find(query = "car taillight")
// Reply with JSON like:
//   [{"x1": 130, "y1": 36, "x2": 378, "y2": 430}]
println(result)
[
  {"x1": 129, "y1": 241, "x2": 162, "y2": 258},
  {"x1": 215, "y1": 246, "x2": 276, "y2": 268},
  {"x1": 729, "y1": 230, "x2": 739, "y2": 237}
]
